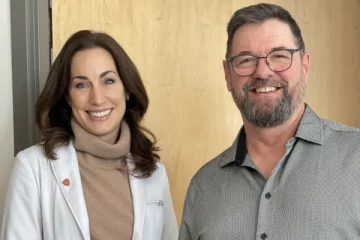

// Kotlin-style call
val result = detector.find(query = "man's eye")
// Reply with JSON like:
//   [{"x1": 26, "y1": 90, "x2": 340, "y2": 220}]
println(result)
[
  {"x1": 274, "y1": 54, "x2": 288, "y2": 58},
  {"x1": 240, "y1": 58, "x2": 254, "y2": 64}
]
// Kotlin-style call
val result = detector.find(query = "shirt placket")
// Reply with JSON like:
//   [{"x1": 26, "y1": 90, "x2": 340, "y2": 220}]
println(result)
[{"x1": 255, "y1": 138, "x2": 297, "y2": 240}]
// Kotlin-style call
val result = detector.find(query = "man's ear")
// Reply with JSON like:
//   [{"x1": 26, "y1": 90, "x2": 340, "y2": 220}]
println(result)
[
  {"x1": 223, "y1": 60, "x2": 232, "y2": 92},
  {"x1": 302, "y1": 51, "x2": 311, "y2": 83}
]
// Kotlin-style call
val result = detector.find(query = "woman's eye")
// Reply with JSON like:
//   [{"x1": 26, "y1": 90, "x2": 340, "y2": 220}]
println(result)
[
  {"x1": 75, "y1": 82, "x2": 87, "y2": 88},
  {"x1": 104, "y1": 79, "x2": 115, "y2": 84}
]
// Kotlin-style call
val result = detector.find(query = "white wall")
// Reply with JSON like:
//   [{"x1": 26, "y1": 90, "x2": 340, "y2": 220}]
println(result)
[{"x1": 0, "y1": 0, "x2": 14, "y2": 226}]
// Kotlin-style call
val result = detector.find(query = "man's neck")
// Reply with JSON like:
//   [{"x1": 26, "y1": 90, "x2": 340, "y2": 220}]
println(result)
[
  {"x1": 242, "y1": 104, "x2": 306, "y2": 179},
  {"x1": 243, "y1": 104, "x2": 306, "y2": 149}
]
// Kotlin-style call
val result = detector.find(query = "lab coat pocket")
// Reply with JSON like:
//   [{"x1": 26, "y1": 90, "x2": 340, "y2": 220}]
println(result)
[{"x1": 144, "y1": 199, "x2": 165, "y2": 239}]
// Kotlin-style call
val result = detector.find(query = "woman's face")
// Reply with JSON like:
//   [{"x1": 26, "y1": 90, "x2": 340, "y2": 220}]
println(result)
[{"x1": 68, "y1": 47, "x2": 127, "y2": 136}]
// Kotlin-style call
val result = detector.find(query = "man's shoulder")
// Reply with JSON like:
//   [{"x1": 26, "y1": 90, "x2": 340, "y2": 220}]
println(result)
[
  {"x1": 320, "y1": 119, "x2": 360, "y2": 152},
  {"x1": 322, "y1": 119, "x2": 360, "y2": 134},
  {"x1": 302, "y1": 105, "x2": 360, "y2": 139},
  {"x1": 321, "y1": 119, "x2": 360, "y2": 143},
  {"x1": 191, "y1": 146, "x2": 234, "y2": 185}
]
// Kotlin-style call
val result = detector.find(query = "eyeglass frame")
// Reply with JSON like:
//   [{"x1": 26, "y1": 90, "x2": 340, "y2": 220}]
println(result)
[{"x1": 227, "y1": 48, "x2": 304, "y2": 76}]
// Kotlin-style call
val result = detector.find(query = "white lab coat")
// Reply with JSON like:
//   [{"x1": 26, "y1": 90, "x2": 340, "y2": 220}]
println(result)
[{"x1": 0, "y1": 142, "x2": 178, "y2": 240}]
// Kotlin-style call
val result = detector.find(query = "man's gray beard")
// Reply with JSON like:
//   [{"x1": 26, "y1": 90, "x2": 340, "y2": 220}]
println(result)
[{"x1": 232, "y1": 77, "x2": 305, "y2": 128}]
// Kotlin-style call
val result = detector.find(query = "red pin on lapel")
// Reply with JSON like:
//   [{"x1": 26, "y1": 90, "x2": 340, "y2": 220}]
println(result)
[{"x1": 62, "y1": 178, "x2": 70, "y2": 186}]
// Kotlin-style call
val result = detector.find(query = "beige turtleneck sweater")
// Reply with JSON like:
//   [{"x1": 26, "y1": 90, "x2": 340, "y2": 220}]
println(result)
[{"x1": 71, "y1": 120, "x2": 134, "y2": 240}]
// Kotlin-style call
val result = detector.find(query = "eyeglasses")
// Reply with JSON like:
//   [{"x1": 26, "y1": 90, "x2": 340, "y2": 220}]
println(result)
[{"x1": 227, "y1": 48, "x2": 303, "y2": 76}]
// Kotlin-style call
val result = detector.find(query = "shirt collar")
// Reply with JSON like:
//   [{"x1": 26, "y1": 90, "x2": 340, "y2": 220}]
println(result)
[
  {"x1": 219, "y1": 104, "x2": 324, "y2": 168},
  {"x1": 294, "y1": 104, "x2": 324, "y2": 145},
  {"x1": 219, "y1": 127, "x2": 247, "y2": 168}
]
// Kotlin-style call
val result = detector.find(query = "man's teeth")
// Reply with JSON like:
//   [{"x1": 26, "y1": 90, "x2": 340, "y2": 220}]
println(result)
[
  {"x1": 255, "y1": 87, "x2": 277, "y2": 93},
  {"x1": 89, "y1": 109, "x2": 111, "y2": 117}
]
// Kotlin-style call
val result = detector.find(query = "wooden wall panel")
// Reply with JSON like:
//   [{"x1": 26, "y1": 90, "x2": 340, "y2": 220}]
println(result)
[{"x1": 53, "y1": 0, "x2": 360, "y2": 223}]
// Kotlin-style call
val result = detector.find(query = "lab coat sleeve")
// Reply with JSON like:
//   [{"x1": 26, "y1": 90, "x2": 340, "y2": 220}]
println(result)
[
  {"x1": 160, "y1": 164, "x2": 179, "y2": 240},
  {"x1": 1, "y1": 151, "x2": 42, "y2": 240}
]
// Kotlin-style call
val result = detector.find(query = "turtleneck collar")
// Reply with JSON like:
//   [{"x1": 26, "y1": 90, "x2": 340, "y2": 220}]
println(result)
[{"x1": 71, "y1": 119, "x2": 131, "y2": 160}]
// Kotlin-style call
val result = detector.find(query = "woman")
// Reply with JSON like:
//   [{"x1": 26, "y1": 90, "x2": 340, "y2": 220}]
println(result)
[{"x1": 1, "y1": 30, "x2": 178, "y2": 240}]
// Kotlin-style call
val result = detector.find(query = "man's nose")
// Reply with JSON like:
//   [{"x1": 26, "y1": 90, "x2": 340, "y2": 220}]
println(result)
[{"x1": 252, "y1": 57, "x2": 274, "y2": 79}]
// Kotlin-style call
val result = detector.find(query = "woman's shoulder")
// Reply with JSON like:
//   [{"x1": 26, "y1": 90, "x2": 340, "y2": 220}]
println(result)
[
  {"x1": 16, "y1": 142, "x2": 74, "y2": 164},
  {"x1": 10, "y1": 144, "x2": 50, "y2": 180},
  {"x1": 143, "y1": 162, "x2": 168, "y2": 183},
  {"x1": 12, "y1": 143, "x2": 76, "y2": 180},
  {"x1": 16, "y1": 144, "x2": 46, "y2": 160},
  {"x1": 155, "y1": 162, "x2": 165, "y2": 171}
]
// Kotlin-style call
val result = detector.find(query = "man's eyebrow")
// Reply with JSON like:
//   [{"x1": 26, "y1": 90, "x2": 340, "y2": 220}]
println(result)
[{"x1": 232, "y1": 46, "x2": 289, "y2": 57}]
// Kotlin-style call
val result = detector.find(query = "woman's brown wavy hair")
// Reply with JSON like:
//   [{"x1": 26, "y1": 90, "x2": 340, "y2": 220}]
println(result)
[{"x1": 36, "y1": 30, "x2": 159, "y2": 178}]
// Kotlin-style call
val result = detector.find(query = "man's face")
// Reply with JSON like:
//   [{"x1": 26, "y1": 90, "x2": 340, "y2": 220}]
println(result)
[{"x1": 223, "y1": 19, "x2": 310, "y2": 128}]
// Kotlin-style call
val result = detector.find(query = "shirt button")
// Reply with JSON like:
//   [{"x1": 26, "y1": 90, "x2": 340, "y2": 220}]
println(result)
[
  {"x1": 260, "y1": 233, "x2": 268, "y2": 239},
  {"x1": 265, "y1": 192, "x2": 271, "y2": 199}
]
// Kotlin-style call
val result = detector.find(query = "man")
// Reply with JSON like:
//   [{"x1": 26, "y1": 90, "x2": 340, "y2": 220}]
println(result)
[{"x1": 179, "y1": 3, "x2": 360, "y2": 240}]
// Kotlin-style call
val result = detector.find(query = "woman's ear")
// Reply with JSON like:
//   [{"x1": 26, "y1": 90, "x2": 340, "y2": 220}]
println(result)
[
  {"x1": 126, "y1": 93, "x2": 137, "y2": 110},
  {"x1": 65, "y1": 94, "x2": 72, "y2": 107}
]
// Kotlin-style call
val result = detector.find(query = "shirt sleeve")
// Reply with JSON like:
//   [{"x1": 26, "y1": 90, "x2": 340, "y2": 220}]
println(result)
[{"x1": 178, "y1": 178, "x2": 196, "y2": 240}]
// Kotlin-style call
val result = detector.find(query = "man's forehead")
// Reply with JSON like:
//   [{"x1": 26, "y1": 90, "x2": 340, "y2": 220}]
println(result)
[
  {"x1": 234, "y1": 19, "x2": 292, "y2": 36},
  {"x1": 231, "y1": 19, "x2": 295, "y2": 53}
]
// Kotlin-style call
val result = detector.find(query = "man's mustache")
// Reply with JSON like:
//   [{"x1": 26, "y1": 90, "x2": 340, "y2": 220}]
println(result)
[{"x1": 242, "y1": 78, "x2": 288, "y2": 92}]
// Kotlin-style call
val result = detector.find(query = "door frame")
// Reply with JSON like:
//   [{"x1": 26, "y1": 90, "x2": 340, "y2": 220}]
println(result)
[{"x1": 10, "y1": 0, "x2": 51, "y2": 154}]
